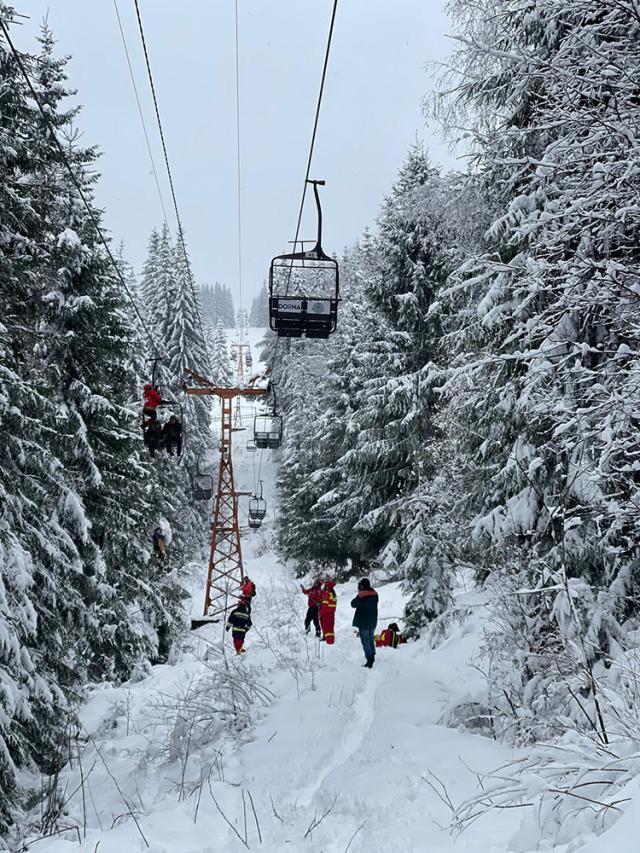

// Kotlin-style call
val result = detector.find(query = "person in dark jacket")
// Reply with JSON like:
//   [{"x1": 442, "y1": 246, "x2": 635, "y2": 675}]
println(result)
[
  {"x1": 162, "y1": 415, "x2": 182, "y2": 456},
  {"x1": 226, "y1": 598, "x2": 252, "y2": 653},
  {"x1": 144, "y1": 417, "x2": 162, "y2": 457},
  {"x1": 351, "y1": 578, "x2": 379, "y2": 668},
  {"x1": 301, "y1": 579, "x2": 323, "y2": 637},
  {"x1": 152, "y1": 526, "x2": 166, "y2": 561}
]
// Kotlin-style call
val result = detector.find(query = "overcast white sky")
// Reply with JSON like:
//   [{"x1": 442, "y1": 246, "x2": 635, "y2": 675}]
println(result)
[{"x1": 18, "y1": 1, "x2": 458, "y2": 308}]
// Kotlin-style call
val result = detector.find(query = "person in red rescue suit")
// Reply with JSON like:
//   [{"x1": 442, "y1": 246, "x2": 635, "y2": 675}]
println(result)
[
  {"x1": 226, "y1": 598, "x2": 252, "y2": 653},
  {"x1": 319, "y1": 580, "x2": 337, "y2": 645},
  {"x1": 143, "y1": 383, "x2": 162, "y2": 417},
  {"x1": 300, "y1": 579, "x2": 323, "y2": 637},
  {"x1": 241, "y1": 576, "x2": 257, "y2": 605},
  {"x1": 375, "y1": 622, "x2": 407, "y2": 649}
]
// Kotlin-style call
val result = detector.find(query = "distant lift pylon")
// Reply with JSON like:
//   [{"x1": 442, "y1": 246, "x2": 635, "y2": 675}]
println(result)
[{"x1": 185, "y1": 368, "x2": 268, "y2": 628}]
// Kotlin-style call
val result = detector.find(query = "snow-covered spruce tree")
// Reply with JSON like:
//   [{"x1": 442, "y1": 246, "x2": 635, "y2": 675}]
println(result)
[
  {"x1": 249, "y1": 281, "x2": 269, "y2": 327},
  {"x1": 440, "y1": 0, "x2": 640, "y2": 734},
  {"x1": 167, "y1": 232, "x2": 211, "y2": 460},
  {"x1": 275, "y1": 240, "x2": 381, "y2": 576},
  {"x1": 31, "y1": 23, "x2": 184, "y2": 681},
  {"x1": 211, "y1": 320, "x2": 231, "y2": 386},
  {"x1": 0, "y1": 12, "x2": 76, "y2": 827},
  {"x1": 317, "y1": 148, "x2": 452, "y2": 590}
]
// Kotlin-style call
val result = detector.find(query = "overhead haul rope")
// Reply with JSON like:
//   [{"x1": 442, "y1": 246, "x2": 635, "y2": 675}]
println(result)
[
  {"x1": 256, "y1": 0, "x2": 340, "y2": 489},
  {"x1": 132, "y1": 0, "x2": 214, "y2": 374},
  {"x1": 112, "y1": 0, "x2": 170, "y2": 225},
  {"x1": 0, "y1": 17, "x2": 164, "y2": 363},
  {"x1": 234, "y1": 0, "x2": 244, "y2": 323}
]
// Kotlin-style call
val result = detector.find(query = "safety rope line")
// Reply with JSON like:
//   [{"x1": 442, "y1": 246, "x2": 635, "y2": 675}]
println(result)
[
  {"x1": 132, "y1": 0, "x2": 214, "y2": 374},
  {"x1": 112, "y1": 0, "x2": 170, "y2": 225},
  {"x1": 0, "y1": 17, "x2": 164, "y2": 362}
]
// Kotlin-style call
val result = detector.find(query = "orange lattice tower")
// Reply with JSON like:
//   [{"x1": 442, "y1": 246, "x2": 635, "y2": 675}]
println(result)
[{"x1": 185, "y1": 368, "x2": 267, "y2": 627}]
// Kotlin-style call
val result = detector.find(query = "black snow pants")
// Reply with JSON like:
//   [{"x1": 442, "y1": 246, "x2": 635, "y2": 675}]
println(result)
[{"x1": 305, "y1": 606, "x2": 321, "y2": 636}]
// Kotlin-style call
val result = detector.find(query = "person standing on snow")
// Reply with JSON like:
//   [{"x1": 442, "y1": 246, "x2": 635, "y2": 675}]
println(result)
[
  {"x1": 226, "y1": 597, "x2": 252, "y2": 654},
  {"x1": 300, "y1": 579, "x2": 323, "y2": 637},
  {"x1": 351, "y1": 578, "x2": 379, "y2": 668},
  {"x1": 319, "y1": 580, "x2": 337, "y2": 645}
]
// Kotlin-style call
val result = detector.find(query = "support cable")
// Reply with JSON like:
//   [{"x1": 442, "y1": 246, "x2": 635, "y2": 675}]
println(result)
[
  {"x1": 287, "y1": 0, "x2": 339, "y2": 277},
  {"x1": 112, "y1": 0, "x2": 170, "y2": 225},
  {"x1": 132, "y1": 0, "x2": 213, "y2": 373},
  {"x1": 256, "y1": 0, "x2": 340, "y2": 484},
  {"x1": 0, "y1": 17, "x2": 163, "y2": 362},
  {"x1": 234, "y1": 0, "x2": 243, "y2": 319}
]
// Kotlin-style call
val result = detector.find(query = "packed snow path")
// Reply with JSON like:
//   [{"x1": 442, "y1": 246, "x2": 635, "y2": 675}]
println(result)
[{"x1": 23, "y1": 548, "x2": 527, "y2": 853}]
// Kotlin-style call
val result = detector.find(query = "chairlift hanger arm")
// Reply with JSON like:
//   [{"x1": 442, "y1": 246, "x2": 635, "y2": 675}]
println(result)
[{"x1": 307, "y1": 179, "x2": 325, "y2": 253}]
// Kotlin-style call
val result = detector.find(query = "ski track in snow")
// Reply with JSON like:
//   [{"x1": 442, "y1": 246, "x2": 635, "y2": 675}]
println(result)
[{"x1": 295, "y1": 666, "x2": 382, "y2": 808}]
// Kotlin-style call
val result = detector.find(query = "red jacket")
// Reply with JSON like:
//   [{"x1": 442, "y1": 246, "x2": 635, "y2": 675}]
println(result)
[
  {"x1": 241, "y1": 579, "x2": 256, "y2": 599},
  {"x1": 302, "y1": 584, "x2": 323, "y2": 607},
  {"x1": 143, "y1": 385, "x2": 162, "y2": 408},
  {"x1": 375, "y1": 628, "x2": 406, "y2": 648},
  {"x1": 319, "y1": 588, "x2": 337, "y2": 617}
]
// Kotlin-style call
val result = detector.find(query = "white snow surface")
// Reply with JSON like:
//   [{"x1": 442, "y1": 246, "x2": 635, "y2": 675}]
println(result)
[
  {"x1": 21, "y1": 554, "x2": 640, "y2": 852},
  {"x1": 19, "y1": 328, "x2": 640, "y2": 852},
  {"x1": 23, "y1": 555, "x2": 523, "y2": 853}
]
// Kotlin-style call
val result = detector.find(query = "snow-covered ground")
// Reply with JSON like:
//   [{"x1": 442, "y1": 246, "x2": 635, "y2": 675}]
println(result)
[
  {"x1": 16, "y1": 328, "x2": 640, "y2": 852},
  {"x1": 19, "y1": 550, "x2": 640, "y2": 852},
  {"x1": 21, "y1": 546, "x2": 519, "y2": 853}
]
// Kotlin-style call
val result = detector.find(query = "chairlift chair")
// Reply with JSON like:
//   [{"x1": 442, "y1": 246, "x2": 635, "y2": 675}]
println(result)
[
  {"x1": 248, "y1": 515, "x2": 262, "y2": 530},
  {"x1": 248, "y1": 482, "x2": 267, "y2": 520},
  {"x1": 254, "y1": 413, "x2": 283, "y2": 449},
  {"x1": 245, "y1": 351, "x2": 253, "y2": 368},
  {"x1": 269, "y1": 180, "x2": 339, "y2": 339},
  {"x1": 246, "y1": 441, "x2": 257, "y2": 453},
  {"x1": 192, "y1": 472, "x2": 214, "y2": 501}
]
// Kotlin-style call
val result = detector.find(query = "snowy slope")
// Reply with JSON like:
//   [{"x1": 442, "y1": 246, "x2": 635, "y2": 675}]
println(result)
[
  {"x1": 15, "y1": 328, "x2": 639, "y2": 852},
  {"x1": 18, "y1": 551, "x2": 640, "y2": 852},
  {"x1": 17, "y1": 535, "x2": 525, "y2": 853}
]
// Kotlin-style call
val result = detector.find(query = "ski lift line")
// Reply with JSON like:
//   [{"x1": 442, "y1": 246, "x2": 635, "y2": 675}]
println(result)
[
  {"x1": 253, "y1": 0, "x2": 340, "y2": 478},
  {"x1": 0, "y1": 18, "x2": 164, "y2": 363},
  {"x1": 234, "y1": 0, "x2": 244, "y2": 315},
  {"x1": 112, "y1": 0, "x2": 170, "y2": 226},
  {"x1": 131, "y1": 0, "x2": 214, "y2": 374},
  {"x1": 284, "y1": 0, "x2": 339, "y2": 298}
]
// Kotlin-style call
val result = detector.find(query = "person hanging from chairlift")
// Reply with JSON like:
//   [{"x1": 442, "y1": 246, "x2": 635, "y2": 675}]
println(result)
[
  {"x1": 143, "y1": 383, "x2": 163, "y2": 417},
  {"x1": 319, "y1": 579, "x2": 337, "y2": 645},
  {"x1": 226, "y1": 596, "x2": 252, "y2": 654},
  {"x1": 241, "y1": 576, "x2": 257, "y2": 606},
  {"x1": 144, "y1": 413, "x2": 163, "y2": 457},
  {"x1": 152, "y1": 526, "x2": 166, "y2": 561},
  {"x1": 162, "y1": 415, "x2": 183, "y2": 457}
]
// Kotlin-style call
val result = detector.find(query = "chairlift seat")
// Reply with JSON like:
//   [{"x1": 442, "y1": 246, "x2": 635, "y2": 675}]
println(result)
[
  {"x1": 254, "y1": 414, "x2": 283, "y2": 450},
  {"x1": 268, "y1": 181, "x2": 338, "y2": 338},
  {"x1": 248, "y1": 496, "x2": 267, "y2": 520},
  {"x1": 192, "y1": 473, "x2": 214, "y2": 501},
  {"x1": 269, "y1": 251, "x2": 338, "y2": 339},
  {"x1": 248, "y1": 516, "x2": 262, "y2": 530}
]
